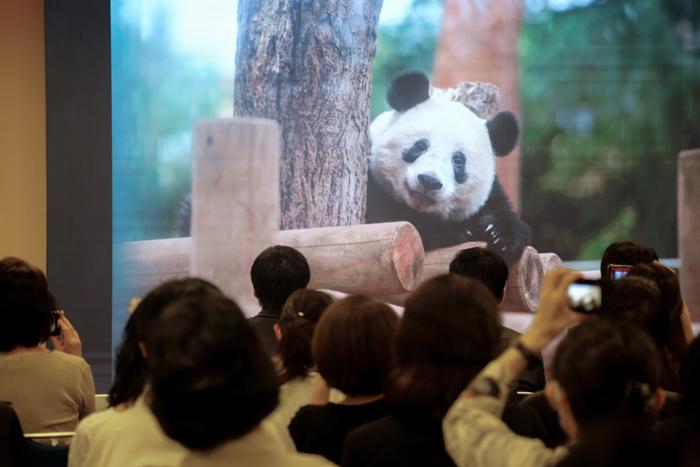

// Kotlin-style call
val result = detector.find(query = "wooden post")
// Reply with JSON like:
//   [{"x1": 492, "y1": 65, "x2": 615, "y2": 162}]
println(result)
[
  {"x1": 679, "y1": 149, "x2": 700, "y2": 322},
  {"x1": 190, "y1": 118, "x2": 281, "y2": 315}
]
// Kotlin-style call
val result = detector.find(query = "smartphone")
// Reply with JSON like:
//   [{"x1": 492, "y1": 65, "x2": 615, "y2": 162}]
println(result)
[
  {"x1": 49, "y1": 310, "x2": 62, "y2": 336},
  {"x1": 607, "y1": 264, "x2": 632, "y2": 281},
  {"x1": 568, "y1": 279, "x2": 602, "y2": 314}
]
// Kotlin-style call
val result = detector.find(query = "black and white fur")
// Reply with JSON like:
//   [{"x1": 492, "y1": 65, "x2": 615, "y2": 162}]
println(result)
[{"x1": 366, "y1": 71, "x2": 531, "y2": 264}]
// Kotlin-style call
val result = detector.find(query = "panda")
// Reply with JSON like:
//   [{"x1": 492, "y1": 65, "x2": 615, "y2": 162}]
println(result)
[{"x1": 366, "y1": 71, "x2": 532, "y2": 264}]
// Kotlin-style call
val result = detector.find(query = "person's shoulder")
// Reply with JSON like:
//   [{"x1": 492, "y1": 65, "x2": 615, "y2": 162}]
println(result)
[
  {"x1": 286, "y1": 452, "x2": 336, "y2": 466},
  {"x1": 46, "y1": 350, "x2": 91, "y2": 371},
  {"x1": 75, "y1": 408, "x2": 117, "y2": 434}
]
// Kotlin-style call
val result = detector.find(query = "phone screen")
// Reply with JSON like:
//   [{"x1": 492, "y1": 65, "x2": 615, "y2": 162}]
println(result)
[
  {"x1": 608, "y1": 264, "x2": 632, "y2": 281},
  {"x1": 568, "y1": 280, "x2": 602, "y2": 314}
]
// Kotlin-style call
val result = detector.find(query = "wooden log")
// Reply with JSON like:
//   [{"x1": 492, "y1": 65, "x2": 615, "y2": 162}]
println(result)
[
  {"x1": 501, "y1": 246, "x2": 543, "y2": 313},
  {"x1": 539, "y1": 253, "x2": 563, "y2": 273},
  {"x1": 190, "y1": 118, "x2": 281, "y2": 315},
  {"x1": 276, "y1": 221, "x2": 424, "y2": 296},
  {"x1": 679, "y1": 149, "x2": 700, "y2": 322},
  {"x1": 113, "y1": 221, "x2": 424, "y2": 312},
  {"x1": 380, "y1": 242, "x2": 544, "y2": 313}
]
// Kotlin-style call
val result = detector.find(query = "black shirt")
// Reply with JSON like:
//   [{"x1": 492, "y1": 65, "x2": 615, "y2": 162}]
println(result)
[
  {"x1": 341, "y1": 404, "x2": 548, "y2": 467},
  {"x1": 289, "y1": 399, "x2": 389, "y2": 465},
  {"x1": 248, "y1": 308, "x2": 280, "y2": 356}
]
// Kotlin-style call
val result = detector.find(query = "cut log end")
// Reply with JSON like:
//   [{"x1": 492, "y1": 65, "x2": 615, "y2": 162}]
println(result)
[{"x1": 392, "y1": 223, "x2": 425, "y2": 292}]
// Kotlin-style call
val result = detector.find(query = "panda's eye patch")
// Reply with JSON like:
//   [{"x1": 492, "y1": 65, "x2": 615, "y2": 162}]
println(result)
[
  {"x1": 453, "y1": 151, "x2": 467, "y2": 184},
  {"x1": 402, "y1": 139, "x2": 429, "y2": 163}
]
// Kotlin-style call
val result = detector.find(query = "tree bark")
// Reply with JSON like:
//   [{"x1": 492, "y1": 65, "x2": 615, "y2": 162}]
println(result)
[
  {"x1": 433, "y1": 0, "x2": 524, "y2": 209},
  {"x1": 234, "y1": 0, "x2": 383, "y2": 229}
]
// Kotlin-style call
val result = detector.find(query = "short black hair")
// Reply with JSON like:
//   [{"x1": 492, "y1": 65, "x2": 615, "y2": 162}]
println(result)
[
  {"x1": 148, "y1": 296, "x2": 279, "y2": 450},
  {"x1": 600, "y1": 241, "x2": 658, "y2": 280},
  {"x1": 313, "y1": 295, "x2": 399, "y2": 396},
  {"x1": 250, "y1": 245, "x2": 310, "y2": 310},
  {"x1": 552, "y1": 320, "x2": 660, "y2": 428},
  {"x1": 389, "y1": 274, "x2": 501, "y2": 418},
  {"x1": 0, "y1": 257, "x2": 57, "y2": 352},
  {"x1": 449, "y1": 247, "x2": 509, "y2": 301},
  {"x1": 108, "y1": 278, "x2": 223, "y2": 407}
]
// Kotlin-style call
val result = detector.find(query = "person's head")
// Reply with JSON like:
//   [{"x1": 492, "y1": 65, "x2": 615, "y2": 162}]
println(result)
[
  {"x1": 0, "y1": 257, "x2": 58, "y2": 352},
  {"x1": 312, "y1": 295, "x2": 399, "y2": 396},
  {"x1": 108, "y1": 278, "x2": 223, "y2": 407},
  {"x1": 600, "y1": 241, "x2": 658, "y2": 280},
  {"x1": 546, "y1": 320, "x2": 663, "y2": 440},
  {"x1": 600, "y1": 276, "x2": 665, "y2": 346},
  {"x1": 627, "y1": 262, "x2": 684, "y2": 324},
  {"x1": 250, "y1": 245, "x2": 310, "y2": 311},
  {"x1": 389, "y1": 274, "x2": 501, "y2": 418},
  {"x1": 275, "y1": 288, "x2": 334, "y2": 383},
  {"x1": 449, "y1": 247, "x2": 509, "y2": 302},
  {"x1": 148, "y1": 296, "x2": 279, "y2": 451}
]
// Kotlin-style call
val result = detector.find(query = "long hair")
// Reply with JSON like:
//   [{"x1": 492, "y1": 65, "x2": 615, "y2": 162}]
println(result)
[
  {"x1": 277, "y1": 289, "x2": 334, "y2": 383},
  {"x1": 108, "y1": 278, "x2": 222, "y2": 407}
]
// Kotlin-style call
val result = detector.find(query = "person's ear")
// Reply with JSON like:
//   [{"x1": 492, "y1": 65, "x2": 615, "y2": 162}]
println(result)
[
  {"x1": 138, "y1": 341, "x2": 147, "y2": 358},
  {"x1": 545, "y1": 381, "x2": 561, "y2": 409},
  {"x1": 273, "y1": 322, "x2": 282, "y2": 342}
]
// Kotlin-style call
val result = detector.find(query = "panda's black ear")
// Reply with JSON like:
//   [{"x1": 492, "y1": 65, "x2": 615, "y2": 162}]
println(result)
[
  {"x1": 387, "y1": 71, "x2": 430, "y2": 112},
  {"x1": 487, "y1": 112, "x2": 520, "y2": 157}
]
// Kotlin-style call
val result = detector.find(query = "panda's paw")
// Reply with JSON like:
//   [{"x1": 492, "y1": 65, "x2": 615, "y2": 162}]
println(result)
[{"x1": 478, "y1": 215, "x2": 532, "y2": 264}]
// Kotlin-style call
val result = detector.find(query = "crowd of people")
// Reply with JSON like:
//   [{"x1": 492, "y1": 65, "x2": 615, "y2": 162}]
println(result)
[{"x1": 1, "y1": 240, "x2": 699, "y2": 466}]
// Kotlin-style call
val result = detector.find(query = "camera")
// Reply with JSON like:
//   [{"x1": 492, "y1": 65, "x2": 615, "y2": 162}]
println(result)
[{"x1": 568, "y1": 279, "x2": 602, "y2": 314}]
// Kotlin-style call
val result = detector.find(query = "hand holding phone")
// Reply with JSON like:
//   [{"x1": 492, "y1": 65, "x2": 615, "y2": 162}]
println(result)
[{"x1": 568, "y1": 279, "x2": 602, "y2": 314}]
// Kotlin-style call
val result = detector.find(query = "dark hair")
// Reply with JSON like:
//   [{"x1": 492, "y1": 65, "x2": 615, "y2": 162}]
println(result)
[
  {"x1": 312, "y1": 295, "x2": 399, "y2": 396},
  {"x1": 148, "y1": 296, "x2": 279, "y2": 451},
  {"x1": 388, "y1": 274, "x2": 501, "y2": 418},
  {"x1": 0, "y1": 257, "x2": 58, "y2": 352},
  {"x1": 277, "y1": 289, "x2": 334, "y2": 383},
  {"x1": 250, "y1": 245, "x2": 310, "y2": 311},
  {"x1": 552, "y1": 320, "x2": 660, "y2": 428},
  {"x1": 600, "y1": 241, "x2": 658, "y2": 280},
  {"x1": 601, "y1": 276, "x2": 664, "y2": 345},
  {"x1": 601, "y1": 276, "x2": 681, "y2": 392},
  {"x1": 108, "y1": 278, "x2": 223, "y2": 407},
  {"x1": 627, "y1": 263, "x2": 684, "y2": 324},
  {"x1": 449, "y1": 248, "x2": 509, "y2": 301}
]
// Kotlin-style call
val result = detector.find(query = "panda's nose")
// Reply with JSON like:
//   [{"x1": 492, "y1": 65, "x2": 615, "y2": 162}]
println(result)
[{"x1": 418, "y1": 173, "x2": 443, "y2": 191}]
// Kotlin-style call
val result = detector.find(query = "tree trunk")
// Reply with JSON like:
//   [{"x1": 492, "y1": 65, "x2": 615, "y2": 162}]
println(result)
[
  {"x1": 433, "y1": 0, "x2": 524, "y2": 209},
  {"x1": 234, "y1": 0, "x2": 383, "y2": 229}
]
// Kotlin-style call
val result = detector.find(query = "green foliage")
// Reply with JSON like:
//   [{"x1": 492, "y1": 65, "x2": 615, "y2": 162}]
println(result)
[
  {"x1": 520, "y1": 0, "x2": 700, "y2": 259},
  {"x1": 371, "y1": 0, "x2": 443, "y2": 117},
  {"x1": 112, "y1": 5, "x2": 231, "y2": 242}
]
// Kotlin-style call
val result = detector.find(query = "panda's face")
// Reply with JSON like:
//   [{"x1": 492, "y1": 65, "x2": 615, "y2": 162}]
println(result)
[{"x1": 369, "y1": 97, "x2": 496, "y2": 220}]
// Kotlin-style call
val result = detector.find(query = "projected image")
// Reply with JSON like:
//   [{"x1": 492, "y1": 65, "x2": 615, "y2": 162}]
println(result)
[{"x1": 112, "y1": 0, "x2": 700, "y2": 344}]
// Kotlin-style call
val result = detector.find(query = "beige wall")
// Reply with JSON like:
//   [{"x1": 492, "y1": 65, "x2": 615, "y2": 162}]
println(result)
[{"x1": 0, "y1": 0, "x2": 46, "y2": 269}]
